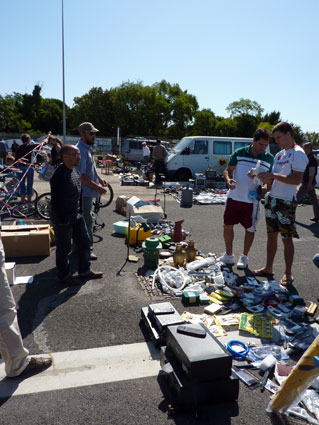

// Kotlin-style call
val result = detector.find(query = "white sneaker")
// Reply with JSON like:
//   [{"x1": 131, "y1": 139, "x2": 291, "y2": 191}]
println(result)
[
  {"x1": 217, "y1": 253, "x2": 235, "y2": 265},
  {"x1": 237, "y1": 254, "x2": 248, "y2": 269}
]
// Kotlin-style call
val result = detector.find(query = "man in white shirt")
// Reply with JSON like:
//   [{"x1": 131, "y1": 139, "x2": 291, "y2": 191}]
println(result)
[
  {"x1": 142, "y1": 142, "x2": 150, "y2": 164},
  {"x1": 254, "y1": 122, "x2": 308, "y2": 286}
]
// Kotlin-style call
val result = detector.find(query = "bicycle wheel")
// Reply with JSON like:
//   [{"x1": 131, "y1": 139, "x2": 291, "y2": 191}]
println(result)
[
  {"x1": 35, "y1": 192, "x2": 51, "y2": 220},
  {"x1": 12, "y1": 202, "x2": 36, "y2": 218},
  {"x1": 98, "y1": 183, "x2": 114, "y2": 208}
]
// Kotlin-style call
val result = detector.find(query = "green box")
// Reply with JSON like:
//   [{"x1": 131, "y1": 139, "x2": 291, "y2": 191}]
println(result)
[
  {"x1": 182, "y1": 291, "x2": 199, "y2": 305},
  {"x1": 159, "y1": 235, "x2": 172, "y2": 247}
]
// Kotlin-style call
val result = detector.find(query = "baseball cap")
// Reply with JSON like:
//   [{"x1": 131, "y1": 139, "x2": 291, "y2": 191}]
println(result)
[{"x1": 78, "y1": 122, "x2": 99, "y2": 133}]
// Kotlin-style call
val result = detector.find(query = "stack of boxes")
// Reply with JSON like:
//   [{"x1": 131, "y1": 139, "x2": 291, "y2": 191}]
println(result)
[
  {"x1": 161, "y1": 323, "x2": 239, "y2": 409},
  {"x1": 141, "y1": 302, "x2": 239, "y2": 411}
]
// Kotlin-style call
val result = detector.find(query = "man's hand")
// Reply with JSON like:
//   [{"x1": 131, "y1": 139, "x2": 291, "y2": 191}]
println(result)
[
  {"x1": 226, "y1": 178, "x2": 236, "y2": 190},
  {"x1": 98, "y1": 177, "x2": 108, "y2": 187},
  {"x1": 247, "y1": 170, "x2": 255, "y2": 179},
  {"x1": 96, "y1": 186, "x2": 107, "y2": 195},
  {"x1": 258, "y1": 172, "x2": 274, "y2": 185}
]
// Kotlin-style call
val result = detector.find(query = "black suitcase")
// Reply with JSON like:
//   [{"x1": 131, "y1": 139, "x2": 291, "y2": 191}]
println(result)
[
  {"x1": 166, "y1": 323, "x2": 232, "y2": 382},
  {"x1": 148, "y1": 302, "x2": 184, "y2": 334},
  {"x1": 160, "y1": 346, "x2": 239, "y2": 407}
]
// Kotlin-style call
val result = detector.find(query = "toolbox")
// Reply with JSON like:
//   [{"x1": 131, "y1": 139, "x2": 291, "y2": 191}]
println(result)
[
  {"x1": 160, "y1": 346, "x2": 239, "y2": 407},
  {"x1": 166, "y1": 323, "x2": 232, "y2": 382}
]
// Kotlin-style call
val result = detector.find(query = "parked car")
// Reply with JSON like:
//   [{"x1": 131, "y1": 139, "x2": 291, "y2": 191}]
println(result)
[{"x1": 122, "y1": 138, "x2": 170, "y2": 163}]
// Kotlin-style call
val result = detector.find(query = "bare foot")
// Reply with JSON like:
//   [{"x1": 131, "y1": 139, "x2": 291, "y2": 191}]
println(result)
[{"x1": 252, "y1": 268, "x2": 274, "y2": 278}]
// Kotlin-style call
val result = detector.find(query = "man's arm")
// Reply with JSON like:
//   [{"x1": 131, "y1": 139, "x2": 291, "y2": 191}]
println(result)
[
  {"x1": 258, "y1": 170, "x2": 304, "y2": 186},
  {"x1": 80, "y1": 174, "x2": 106, "y2": 195},
  {"x1": 307, "y1": 167, "x2": 316, "y2": 191},
  {"x1": 223, "y1": 165, "x2": 237, "y2": 190}
]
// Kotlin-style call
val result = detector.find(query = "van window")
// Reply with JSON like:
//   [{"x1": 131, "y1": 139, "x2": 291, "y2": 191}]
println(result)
[
  {"x1": 129, "y1": 141, "x2": 142, "y2": 150},
  {"x1": 213, "y1": 141, "x2": 232, "y2": 155},
  {"x1": 234, "y1": 141, "x2": 251, "y2": 151},
  {"x1": 190, "y1": 140, "x2": 208, "y2": 155}
]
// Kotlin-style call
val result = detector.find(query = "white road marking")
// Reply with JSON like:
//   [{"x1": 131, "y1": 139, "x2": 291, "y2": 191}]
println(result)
[{"x1": 0, "y1": 342, "x2": 160, "y2": 398}]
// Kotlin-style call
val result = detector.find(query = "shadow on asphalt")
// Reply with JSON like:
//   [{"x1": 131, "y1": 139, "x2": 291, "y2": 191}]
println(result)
[
  {"x1": 295, "y1": 220, "x2": 319, "y2": 238},
  {"x1": 17, "y1": 260, "x2": 82, "y2": 340}
]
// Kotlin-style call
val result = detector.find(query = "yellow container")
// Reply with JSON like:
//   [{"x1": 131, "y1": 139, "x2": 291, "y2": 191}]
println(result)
[{"x1": 127, "y1": 226, "x2": 151, "y2": 245}]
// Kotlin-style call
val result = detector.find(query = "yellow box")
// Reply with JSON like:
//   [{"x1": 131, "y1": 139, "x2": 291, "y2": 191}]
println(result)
[{"x1": 126, "y1": 226, "x2": 151, "y2": 245}]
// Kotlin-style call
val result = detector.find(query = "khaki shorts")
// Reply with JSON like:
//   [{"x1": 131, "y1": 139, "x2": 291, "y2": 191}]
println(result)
[{"x1": 264, "y1": 194, "x2": 299, "y2": 239}]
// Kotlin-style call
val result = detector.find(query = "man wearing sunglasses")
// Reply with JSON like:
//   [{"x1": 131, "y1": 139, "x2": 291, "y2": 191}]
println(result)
[{"x1": 76, "y1": 122, "x2": 108, "y2": 260}]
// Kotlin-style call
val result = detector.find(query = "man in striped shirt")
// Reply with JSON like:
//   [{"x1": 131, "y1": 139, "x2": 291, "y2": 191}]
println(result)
[
  {"x1": 50, "y1": 145, "x2": 103, "y2": 285},
  {"x1": 217, "y1": 128, "x2": 274, "y2": 269}
]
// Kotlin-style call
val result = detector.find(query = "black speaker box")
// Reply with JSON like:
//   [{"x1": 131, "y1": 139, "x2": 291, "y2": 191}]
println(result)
[
  {"x1": 160, "y1": 346, "x2": 239, "y2": 407},
  {"x1": 166, "y1": 323, "x2": 232, "y2": 382}
]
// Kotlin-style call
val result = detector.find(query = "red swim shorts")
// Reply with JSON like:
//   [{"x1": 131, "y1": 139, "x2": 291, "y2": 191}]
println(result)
[{"x1": 223, "y1": 198, "x2": 253, "y2": 229}]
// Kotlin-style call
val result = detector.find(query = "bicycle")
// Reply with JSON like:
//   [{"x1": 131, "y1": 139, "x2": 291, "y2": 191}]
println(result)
[
  {"x1": 0, "y1": 174, "x2": 38, "y2": 218},
  {"x1": 35, "y1": 184, "x2": 114, "y2": 223}
]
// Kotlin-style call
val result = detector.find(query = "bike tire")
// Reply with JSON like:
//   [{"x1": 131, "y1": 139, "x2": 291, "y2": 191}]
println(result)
[
  {"x1": 98, "y1": 183, "x2": 114, "y2": 208},
  {"x1": 11, "y1": 202, "x2": 36, "y2": 218},
  {"x1": 35, "y1": 192, "x2": 51, "y2": 220}
]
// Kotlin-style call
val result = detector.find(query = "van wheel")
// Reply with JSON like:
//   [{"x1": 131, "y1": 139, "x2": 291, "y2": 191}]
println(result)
[{"x1": 175, "y1": 169, "x2": 191, "y2": 181}]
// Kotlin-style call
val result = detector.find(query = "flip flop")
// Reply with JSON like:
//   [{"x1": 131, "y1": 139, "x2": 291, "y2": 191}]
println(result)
[
  {"x1": 252, "y1": 269, "x2": 274, "y2": 279},
  {"x1": 280, "y1": 277, "x2": 294, "y2": 286}
]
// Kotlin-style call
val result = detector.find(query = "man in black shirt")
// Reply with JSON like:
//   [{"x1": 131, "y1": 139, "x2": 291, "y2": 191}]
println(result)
[
  {"x1": 50, "y1": 145, "x2": 103, "y2": 285},
  {"x1": 296, "y1": 142, "x2": 319, "y2": 222}
]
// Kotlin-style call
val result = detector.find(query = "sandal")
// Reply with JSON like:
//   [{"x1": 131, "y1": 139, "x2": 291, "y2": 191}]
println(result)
[
  {"x1": 280, "y1": 277, "x2": 294, "y2": 286},
  {"x1": 252, "y1": 269, "x2": 274, "y2": 279}
]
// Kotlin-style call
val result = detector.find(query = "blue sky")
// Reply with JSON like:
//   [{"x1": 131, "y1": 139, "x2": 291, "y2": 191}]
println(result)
[{"x1": 1, "y1": 0, "x2": 318, "y2": 133}]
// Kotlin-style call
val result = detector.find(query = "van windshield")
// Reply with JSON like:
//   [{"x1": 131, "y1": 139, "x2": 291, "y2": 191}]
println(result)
[{"x1": 172, "y1": 137, "x2": 193, "y2": 153}]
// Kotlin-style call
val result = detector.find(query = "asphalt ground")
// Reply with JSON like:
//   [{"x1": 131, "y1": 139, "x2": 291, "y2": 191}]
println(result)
[{"x1": 0, "y1": 171, "x2": 319, "y2": 425}]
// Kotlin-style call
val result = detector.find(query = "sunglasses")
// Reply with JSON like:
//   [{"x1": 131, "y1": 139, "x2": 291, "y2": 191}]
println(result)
[{"x1": 90, "y1": 131, "x2": 96, "y2": 136}]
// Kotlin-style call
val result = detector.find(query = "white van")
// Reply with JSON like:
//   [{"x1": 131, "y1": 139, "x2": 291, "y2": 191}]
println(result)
[{"x1": 166, "y1": 136, "x2": 253, "y2": 180}]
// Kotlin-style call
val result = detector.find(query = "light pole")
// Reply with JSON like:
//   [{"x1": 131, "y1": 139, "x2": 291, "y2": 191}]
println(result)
[{"x1": 62, "y1": 0, "x2": 66, "y2": 143}]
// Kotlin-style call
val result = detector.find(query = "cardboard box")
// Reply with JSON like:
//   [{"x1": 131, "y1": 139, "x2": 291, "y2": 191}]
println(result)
[
  {"x1": 126, "y1": 196, "x2": 163, "y2": 223},
  {"x1": 1, "y1": 222, "x2": 51, "y2": 258},
  {"x1": 115, "y1": 196, "x2": 129, "y2": 216}
]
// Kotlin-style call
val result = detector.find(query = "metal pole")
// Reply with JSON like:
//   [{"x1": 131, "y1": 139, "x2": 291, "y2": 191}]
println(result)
[
  {"x1": 117, "y1": 127, "x2": 121, "y2": 155},
  {"x1": 62, "y1": 0, "x2": 66, "y2": 143}
]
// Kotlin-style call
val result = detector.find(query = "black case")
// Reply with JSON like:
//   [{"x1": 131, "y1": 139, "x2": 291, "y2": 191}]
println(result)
[
  {"x1": 160, "y1": 346, "x2": 239, "y2": 407},
  {"x1": 166, "y1": 323, "x2": 232, "y2": 382},
  {"x1": 148, "y1": 302, "x2": 184, "y2": 333}
]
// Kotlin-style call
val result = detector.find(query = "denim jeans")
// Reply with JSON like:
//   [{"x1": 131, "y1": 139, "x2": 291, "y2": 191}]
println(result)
[
  {"x1": 18, "y1": 165, "x2": 34, "y2": 196},
  {"x1": 81, "y1": 197, "x2": 94, "y2": 248},
  {"x1": 53, "y1": 214, "x2": 91, "y2": 280}
]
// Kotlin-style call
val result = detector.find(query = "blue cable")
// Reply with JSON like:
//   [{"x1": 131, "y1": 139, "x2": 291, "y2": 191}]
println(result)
[{"x1": 227, "y1": 340, "x2": 249, "y2": 359}]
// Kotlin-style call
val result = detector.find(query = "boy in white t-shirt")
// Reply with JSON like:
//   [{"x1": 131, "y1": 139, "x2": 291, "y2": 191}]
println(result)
[{"x1": 254, "y1": 122, "x2": 308, "y2": 286}]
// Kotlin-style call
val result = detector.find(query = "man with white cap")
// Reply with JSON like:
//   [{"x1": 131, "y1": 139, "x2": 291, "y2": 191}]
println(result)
[
  {"x1": 76, "y1": 122, "x2": 108, "y2": 260},
  {"x1": 142, "y1": 142, "x2": 150, "y2": 165}
]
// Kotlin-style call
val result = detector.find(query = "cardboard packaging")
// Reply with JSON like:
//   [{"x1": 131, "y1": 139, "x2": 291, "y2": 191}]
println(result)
[
  {"x1": 126, "y1": 196, "x2": 163, "y2": 223},
  {"x1": 166, "y1": 323, "x2": 232, "y2": 382},
  {"x1": 115, "y1": 196, "x2": 129, "y2": 216},
  {"x1": 1, "y1": 222, "x2": 51, "y2": 258}
]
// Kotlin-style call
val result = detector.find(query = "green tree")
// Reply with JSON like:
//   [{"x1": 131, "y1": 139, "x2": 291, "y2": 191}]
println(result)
[
  {"x1": 192, "y1": 109, "x2": 216, "y2": 135},
  {"x1": 226, "y1": 98, "x2": 264, "y2": 119},
  {"x1": 304, "y1": 132, "x2": 319, "y2": 147},
  {"x1": 262, "y1": 111, "x2": 281, "y2": 125}
]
